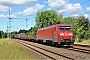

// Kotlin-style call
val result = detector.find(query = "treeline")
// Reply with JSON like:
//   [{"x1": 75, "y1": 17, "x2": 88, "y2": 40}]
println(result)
[
  {"x1": 26, "y1": 10, "x2": 90, "y2": 42},
  {"x1": 0, "y1": 29, "x2": 28, "y2": 38},
  {"x1": 0, "y1": 30, "x2": 7, "y2": 38},
  {"x1": 0, "y1": 30, "x2": 17, "y2": 38}
]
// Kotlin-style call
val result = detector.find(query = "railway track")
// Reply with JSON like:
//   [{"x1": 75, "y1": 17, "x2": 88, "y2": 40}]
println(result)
[
  {"x1": 65, "y1": 44, "x2": 90, "y2": 54},
  {"x1": 14, "y1": 39, "x2": 74, "y2": 60},
  {"x1": 15, "y1": 38, "x2": 90, "y2": 54},
  {"x1": 66, "y1": 47, "x2": 90, "y2": 54}
]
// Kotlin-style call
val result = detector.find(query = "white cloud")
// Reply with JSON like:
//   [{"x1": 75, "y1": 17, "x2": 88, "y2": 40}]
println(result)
[
  {"x1": 0, "y1": 14, "x2": 6, "y2": 17},
  {"x1": 72, "y1": 14, "x2": 89, "y2": 18},
  {"x1": 6, "y1": 14, "x2": 17, "y2": 18},
  {"x1": 66, "y1": 3, "x2": 82, "y2": 13},
  {"x1": 0, "y1": 5, "x2": 10, "y2": 12},
  {"x1": 72, "y1": 14, "x2": 79, "y2": 17},
  {"x1": 0, "y1": 14, "x2": 17, "y2": 18},
  {"x1": 47, "y1": 8, "x2": 52, "y2": 10},
  {"x1": 10, "y1": 15, "x2": 17, "y2": 18},
  {"x1": 58, "y1": 9, "x2": 66, "y2": 13},
  {"x1": 34, "y1": 4, "x2": 45, "y2": 10},
  {"x1": 83, "y1": 14, "x2": 89, "y2": 18},
  {"x1": 13, "y1": 12, "x2": 22, "y2": 15},
  {"x1": 0, "y1": 0, "x2": 37, "y2": 6},
  {"x1": 23, "y1": 4, "x2": 45, "y2": 16},
  {"x1": 44, "y1": 1, "x2": 48, "y2": 4},
  {"x1": 48, "y1": 0, "x2": 82, "y2": 13},
  {"x1": 23, "y1": 8, "x2": 35, "y2": 16},
  {"x1": 86, "y1": 6, "x2": 90, "y2": 12},
  {"x1": 48, "y1": 0, "x2": 68, "y2": 10}
]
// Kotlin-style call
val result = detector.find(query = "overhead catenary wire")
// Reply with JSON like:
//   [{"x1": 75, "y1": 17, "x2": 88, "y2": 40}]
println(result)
[
  {"x1": 8, "y1": 6, "x2": 28, "y2": 28},
  {"x1": 8, "y1": 0, "x2": 90, "y2": 28},
  {"x1": 27, "y1": 0, "x2": 70, "y2": 26},
  {"x1": 29, "y1": 0, "x2": 90, "y2": 27},
  {"x1": 11, "y1": 0, "x2": 72, "y2": 27},
  {"x1": 80, "y1": 0, "x2": 90, "y2": 5},
  {"x1": 77, "y1": 0, "x2": 90, "y2": 16},
  {"x1": 27, "y1": 0, "x2": 52, "y2": 26},
  {"x1": 27, "y1": 0, "x2": 71, "y2": 26},
  {"x1": 29, "y1": 0, "x2": 52, "y2": 20}
]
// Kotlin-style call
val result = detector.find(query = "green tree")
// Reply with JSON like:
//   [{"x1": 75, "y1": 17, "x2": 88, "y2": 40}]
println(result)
[
  {"x1": 26, "y1": 26, "x2": 38, "y2": 36},
  {"x1": 35, "y1": 10, "x2": 61, "y2": 28},
  {"x1": 77, "y1": 16, "x2": 89, "y2": 40},
  {"x1": 11, "y1": 31, "x2": 18, "y2": 38},
  {"x1": 18, "y1": 29, "x2": 28, "y2": 34},
  {"x1": 77, "y1": 16, "x2": 89, "y2": 30},
  {"x1": 0, "y1": 30, "x2": 4, "y2": 38}
]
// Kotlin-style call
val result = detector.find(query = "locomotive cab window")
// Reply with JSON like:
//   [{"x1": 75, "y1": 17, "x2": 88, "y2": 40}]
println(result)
[
  {"x1": 20, "y1": 33, "x2": 26, "y2": 36},
  {"x1": 54, "y1": 27, "x2": 56, "y2": 31},
  {"x1": 59, "y1": 26, "x2": 71, "y2": 30}
]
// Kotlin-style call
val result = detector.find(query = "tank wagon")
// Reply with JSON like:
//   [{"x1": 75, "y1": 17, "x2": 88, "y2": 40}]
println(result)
[{"x1": 36, "y1": 24, "x2": 74, "y2": 46}]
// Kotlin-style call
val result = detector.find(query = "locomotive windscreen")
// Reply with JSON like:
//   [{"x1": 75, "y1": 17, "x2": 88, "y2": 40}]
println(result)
[
  {"x1": 59, "y1": 26, "x2": 71, "y2": 30},
  {"x1": 20, "y1": 33, "x2": 26, "y2": 36}
]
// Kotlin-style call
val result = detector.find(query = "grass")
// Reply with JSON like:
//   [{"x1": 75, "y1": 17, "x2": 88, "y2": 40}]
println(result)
[
  {"x1": 75, "y1": 39, "x2": 90, "y2": 45},
  {"x1": 0, "y1": 39, "x2": 38, "y2": 60}
]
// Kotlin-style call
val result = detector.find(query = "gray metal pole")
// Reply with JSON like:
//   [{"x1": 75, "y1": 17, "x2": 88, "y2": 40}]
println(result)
[
  {"x1": 9, "y1": 7, "x2": 11, "y2": 39},
  {"x1": 7, "y1": 22, "x2": 9, "y2": 38},
  {"x1": 26, "y1": 18, "x2": 28, "y2": 27}
]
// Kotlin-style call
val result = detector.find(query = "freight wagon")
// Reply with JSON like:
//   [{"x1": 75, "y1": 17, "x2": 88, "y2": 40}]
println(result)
[
  {"x1": 20, "y1": 33, "x2": 27, "y2": 40},
  {"x1": 14, "y1": 34, "x2": 20, "y2": 39}
]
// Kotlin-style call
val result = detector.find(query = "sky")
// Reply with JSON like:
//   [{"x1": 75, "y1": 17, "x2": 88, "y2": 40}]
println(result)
[{"x1": 0, "y1": 0, "x2": 90, "y2": 32}]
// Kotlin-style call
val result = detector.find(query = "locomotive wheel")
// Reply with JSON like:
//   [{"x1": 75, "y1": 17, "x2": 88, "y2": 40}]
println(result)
[
  {"x1": 53, "y1": 42, "x2": 58, "y2": 47},
  {"x1": 48, "y1": 41, "x2": 53, "y2": 46},
  {"x1": 40, "y1": 40, "x2": 43, "y2": 44}
]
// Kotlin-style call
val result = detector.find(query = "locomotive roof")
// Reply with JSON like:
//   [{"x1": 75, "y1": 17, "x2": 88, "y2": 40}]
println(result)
[
  {"x1": 57, "y1": 24, "x2": 71, "y2": 26},
  {"x1": 37, "y1": 24, "x2": 71, "y2": 31}
]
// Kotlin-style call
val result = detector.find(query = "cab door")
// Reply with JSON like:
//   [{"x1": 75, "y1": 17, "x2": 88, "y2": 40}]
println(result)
[{"x1": 54, "y1": 27, "x2": 57, "y2": 42}]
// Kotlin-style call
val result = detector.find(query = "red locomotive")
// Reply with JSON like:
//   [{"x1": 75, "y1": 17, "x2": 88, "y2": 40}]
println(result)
[{"x1": 36, "y1": 24, "x2": 74, "y2": 46}]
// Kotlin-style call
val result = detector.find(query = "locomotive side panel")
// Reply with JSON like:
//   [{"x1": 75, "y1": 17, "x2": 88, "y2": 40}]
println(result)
[{"x1": 36, "y1": 26, "x2": 54, "y2": 41}]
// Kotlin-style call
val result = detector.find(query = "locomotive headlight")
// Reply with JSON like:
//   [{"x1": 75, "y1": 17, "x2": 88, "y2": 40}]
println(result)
[
  {"x1": 60, "y1": 36, "x2": 63, "y2": 38},
  {"x1": 69, "y1": 34, "x2": 73, "y2": 36},
  {"x1": 71, "y1": 37, "x2": 72, "y2": 38},
  {"x1": 60, "y1": 33, "x2": 64, "y2": 36}
]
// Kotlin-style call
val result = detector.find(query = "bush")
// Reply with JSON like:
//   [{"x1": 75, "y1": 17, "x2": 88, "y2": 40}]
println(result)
[{"x1": 77, "y1": 39, "x2": 82, "y2": 42}]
